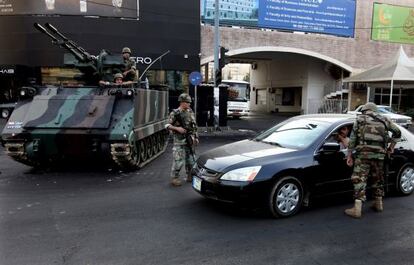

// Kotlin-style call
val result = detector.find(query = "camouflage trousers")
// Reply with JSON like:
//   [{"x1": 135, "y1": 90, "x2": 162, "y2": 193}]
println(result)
[
  {"x1": 170, "y1": 145, "x2": 195, "y2": 179},
  {"x1": 351, "y1": 158, "x2": 385, "y2": 202}
]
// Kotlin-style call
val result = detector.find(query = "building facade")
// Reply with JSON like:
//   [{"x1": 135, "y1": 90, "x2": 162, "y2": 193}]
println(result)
[
  {"x1": 202, "y1": 0, "x2": 258, "y2": 22},
  {"x1": 201, "y1": 0, "x2": 414, "y2": 113},
  {"x1": 0, "y1": 0, "x2": 200, "y2": 107}
]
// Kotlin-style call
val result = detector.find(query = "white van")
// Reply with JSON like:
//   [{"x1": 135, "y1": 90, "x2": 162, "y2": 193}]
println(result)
[{"x1": 222, "y1": 80, "x2": 250, "y2": 118}]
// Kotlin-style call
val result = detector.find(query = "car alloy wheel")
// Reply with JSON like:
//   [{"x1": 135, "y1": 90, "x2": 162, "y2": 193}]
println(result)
[
  {"x1": 269, "y1": 176, "x2": 303, "y2": 218},
  {"x1": 397, "y1": 164, "x2": 414, "y2": 195}
]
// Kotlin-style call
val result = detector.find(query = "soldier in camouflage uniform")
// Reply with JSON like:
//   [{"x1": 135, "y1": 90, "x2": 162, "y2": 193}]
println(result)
[
  {"x1": 99, "y1": 73, "x2": 133, "y2": 86},
  {"x1": 166, "y1": 93, "x2": 199, "y2": 187},
  {"x1": 345, "y1": 102, "x2": 401, "y2": 218},
  {"x1": 121, "y1": 47, "x2": 137, "y2": 82}
]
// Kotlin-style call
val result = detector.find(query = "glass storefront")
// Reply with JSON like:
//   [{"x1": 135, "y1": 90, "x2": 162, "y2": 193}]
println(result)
[
  {"x1": 40, "y1": 67, "x2": 191, "y2": 93},
  {"x1": 146, "y1": 70, "x2": 190, "y2": 93},
  {"x1": 374, "y1": 87, "x2": 414, "y2": 112},
  {"x1": 41, "y1": 67, "x2": 84, "y2": 86}
]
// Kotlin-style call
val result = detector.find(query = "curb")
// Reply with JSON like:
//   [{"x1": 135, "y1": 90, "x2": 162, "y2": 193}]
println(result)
[{"x1": 199, "y1": 128, "x2": 257, "y2": 138}]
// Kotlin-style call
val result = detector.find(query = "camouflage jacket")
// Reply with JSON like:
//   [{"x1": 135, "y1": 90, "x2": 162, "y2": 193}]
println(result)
[
  {"x1": 124, "y1": 57, "x2": 136, "y2": 71},
  {"x1": 123, "y1": 58, "x2": 137, "y2": 81},
  {"x1": 167, "y1": 108, "x2": 198, "y2": 145},
  {"x1": 349, "y1": 110, "x2": 401, "y2": 160}
]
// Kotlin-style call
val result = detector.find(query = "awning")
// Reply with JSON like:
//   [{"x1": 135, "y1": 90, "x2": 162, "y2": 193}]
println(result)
[{"x1": 344, "y1": 46, "x2": 414, "y2": 83}]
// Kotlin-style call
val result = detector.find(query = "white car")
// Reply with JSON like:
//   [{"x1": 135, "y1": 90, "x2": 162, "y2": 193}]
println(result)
[{"x1": 348, "y1": 105, "x2": 412, "y2": 128}]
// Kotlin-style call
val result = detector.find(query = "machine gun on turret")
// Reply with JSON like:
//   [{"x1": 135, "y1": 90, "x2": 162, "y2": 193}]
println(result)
[
  {"x1": 34, "y1": 23, "x2": 95, "y2": 63},
  {"x1": 2, "y1": 22, "x2": 173, "y2": 170},
  {"x1": 34, "y1": 23, "x2": 124, "y2": 84}
]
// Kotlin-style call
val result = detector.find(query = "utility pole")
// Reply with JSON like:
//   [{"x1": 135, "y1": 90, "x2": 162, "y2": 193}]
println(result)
[
  {"x1": 214, "y1": 0, "x2": 220, "y2": 86},
  {"x1": 214, "y1": 0, "x2": 220, "y2": 130}
]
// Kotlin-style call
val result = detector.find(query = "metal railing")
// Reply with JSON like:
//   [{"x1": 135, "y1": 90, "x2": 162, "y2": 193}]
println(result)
[{"x1": 308, "y1": 99, "x2": 348, "y2": 114}]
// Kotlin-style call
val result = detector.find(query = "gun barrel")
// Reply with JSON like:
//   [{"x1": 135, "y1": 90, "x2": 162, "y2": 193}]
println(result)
[
  {"x1": 34, "y1": 23, "x2": 59, "y2": 43},
  {"x1": 44, "y1": 23, "x2": 94, "y2": 62},
  {"x1": 45, "y1": 23, "x2": 67, "y2": 41},
  {"x1": 34, "y1": 22, "x2": 96, "y2": 62}
]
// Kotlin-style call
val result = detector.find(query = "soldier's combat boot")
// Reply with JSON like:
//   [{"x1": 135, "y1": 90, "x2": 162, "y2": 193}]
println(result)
[
  {"x1": 171, "y1": 178, "x2": 182, "y2": 187},
  {"x1": 344, "y1": 199, "x2": 362, "y2": 218},
  {"x1": 371, "y1": 197, "x2": 383, "y2": 212}
]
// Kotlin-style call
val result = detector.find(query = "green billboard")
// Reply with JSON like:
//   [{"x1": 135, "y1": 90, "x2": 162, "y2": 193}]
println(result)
[{"x1": 372, "y1": 3, "x2": 414, "y2": 44}]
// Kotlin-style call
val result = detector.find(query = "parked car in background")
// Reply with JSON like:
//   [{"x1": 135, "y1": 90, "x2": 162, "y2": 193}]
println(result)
[
  {"x1": 348, "y1": 104, "x2": 412, "y2": 128},
  {"x1": 192, "y1": 114, "x2": 414, "y2": 218}
]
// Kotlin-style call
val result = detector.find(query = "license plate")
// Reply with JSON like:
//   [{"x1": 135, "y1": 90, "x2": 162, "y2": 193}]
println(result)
[{"x1": 192, "y1": 176, "x2": 202, "y2": 191}]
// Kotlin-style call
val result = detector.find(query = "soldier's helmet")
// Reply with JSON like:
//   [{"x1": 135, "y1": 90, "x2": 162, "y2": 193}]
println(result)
[
  {"x1": 178, "y1": 93, "x2": 192, "y2": 103},
  {"x1": 360, "y1": 102, "x2": 378, "y2": 112},
  {"x1": 122, "y1": 47, "x2": 132, "y2": 54},
  {"x1": 114, "y1": 73, "x2": 123, "y2": 80}
]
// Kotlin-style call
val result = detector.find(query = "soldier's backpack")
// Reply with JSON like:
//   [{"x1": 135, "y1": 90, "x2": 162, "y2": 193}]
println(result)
[{"x1": 358, "y1": 113, "x2": 388, "y2": 148}]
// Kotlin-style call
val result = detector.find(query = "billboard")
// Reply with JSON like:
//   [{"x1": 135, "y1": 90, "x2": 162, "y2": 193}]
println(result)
[
  {"x1": 372, "y1": 3, "x2": 414, "y2": 45},
  {"x1": 0, "y1": 0, "x2": 139, "y2": 19},
  {"x1": 0, "y1": 0, "x2": 201, "y2": 71},
  {"x1": 201, "y1": 0, "x2": 356, "y2": 37}
]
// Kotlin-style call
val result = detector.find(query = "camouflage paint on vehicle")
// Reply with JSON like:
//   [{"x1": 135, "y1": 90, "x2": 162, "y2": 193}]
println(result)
[
  {"x1": 0, "y1": 23, "x2": 170, "y2": 169},
  {"x1": 1, "y1": 85, "x2": 169, "y2": 169}
]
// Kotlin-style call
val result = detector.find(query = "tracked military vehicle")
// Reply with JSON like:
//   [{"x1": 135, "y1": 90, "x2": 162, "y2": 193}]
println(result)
[{"x1": 1, "y1": 23, "x2": 169, "y2": 169}]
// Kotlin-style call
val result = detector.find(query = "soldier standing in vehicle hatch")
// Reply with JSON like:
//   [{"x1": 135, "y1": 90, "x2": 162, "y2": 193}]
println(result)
[
  {"x1": 345, "y1": 102, "x2": 401, "y2": 218},
  {"x1": 166, "y1": 93, "x2": 199, "y2": 187},
  {"x1": 121, "y1": 47, "x2": 137, "y2": 81}
]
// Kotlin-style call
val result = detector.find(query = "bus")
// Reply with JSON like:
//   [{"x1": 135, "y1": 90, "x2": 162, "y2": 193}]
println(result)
[{"x1": 222, "y1": 80, "x2": 250, "y2": 118}]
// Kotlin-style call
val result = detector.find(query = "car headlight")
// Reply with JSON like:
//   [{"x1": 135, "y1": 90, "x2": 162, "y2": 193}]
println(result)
[{"x1": 220, "y1": 166, "x2": 262, "y2": 182}]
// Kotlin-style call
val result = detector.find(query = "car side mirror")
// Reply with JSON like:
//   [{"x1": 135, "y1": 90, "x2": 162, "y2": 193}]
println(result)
[{"x1": 319, "y1": 142, "x2": 341, "y2": 153}]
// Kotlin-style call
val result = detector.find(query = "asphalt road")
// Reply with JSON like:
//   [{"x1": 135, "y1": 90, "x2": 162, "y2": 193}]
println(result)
[{"x1": 1, "y1": 116, "x2": 414, "y2": 265}]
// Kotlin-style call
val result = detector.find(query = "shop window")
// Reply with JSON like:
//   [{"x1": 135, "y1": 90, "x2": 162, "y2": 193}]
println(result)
[
  {"x1": 146, "y1": 70, "x2": 190, "y2": 93},
  {"x1": 282, "y1": 88, "x2": 295, "y2": 106},
  {"x1": 257, "y1": 89, "x2": 267, "y2": 105},
  {"x1": 41, "y1": 67, "x2": 84, "y2": 86}
]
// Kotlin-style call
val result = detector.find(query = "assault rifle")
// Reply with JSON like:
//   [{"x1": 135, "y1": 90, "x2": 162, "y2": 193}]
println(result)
[{"x1": 175, "y1": 110, "x2": 197, "y2": 157}]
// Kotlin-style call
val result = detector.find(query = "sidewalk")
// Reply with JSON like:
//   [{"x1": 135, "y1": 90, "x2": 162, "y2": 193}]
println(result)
[
  {"x1": 198, "y1": 111, "x2": 297, "y2": 138},
  {"x1": 198, "y1": 126, "x2": 257, "y2": 138}
]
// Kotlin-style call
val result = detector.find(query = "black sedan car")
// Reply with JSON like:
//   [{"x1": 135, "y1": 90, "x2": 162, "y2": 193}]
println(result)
[{"x1": 192, "y1": 114, "x2": 414, "y2": 218}]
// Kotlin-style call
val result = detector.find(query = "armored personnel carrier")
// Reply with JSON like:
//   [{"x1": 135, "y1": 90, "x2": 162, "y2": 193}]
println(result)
[{"x1": 1, "y1": 23, "x2": 169, "y2": 169}]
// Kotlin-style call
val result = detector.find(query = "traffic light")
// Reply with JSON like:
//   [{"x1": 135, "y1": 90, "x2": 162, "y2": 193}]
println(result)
[
  {"x1": 219, "y1": 46, "x2": 228, "y2": 70},
  {"x1": 215, "y1": 68, "x2": 222, "y2": 86},
  {"x1": 215, "y1": 46, "x2": 228, "y2": 86}
]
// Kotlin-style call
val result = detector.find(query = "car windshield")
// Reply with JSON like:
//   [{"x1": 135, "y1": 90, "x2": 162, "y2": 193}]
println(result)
[
  {"x1": 254, "y1": 118, "x2": 330, "y2": 149},
  {"x1": 224, "y1": 82, "x2": 249, "y2": 102},
  {"x1": 378, "y1": 106, "x2": 395, "y2": 114}
]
